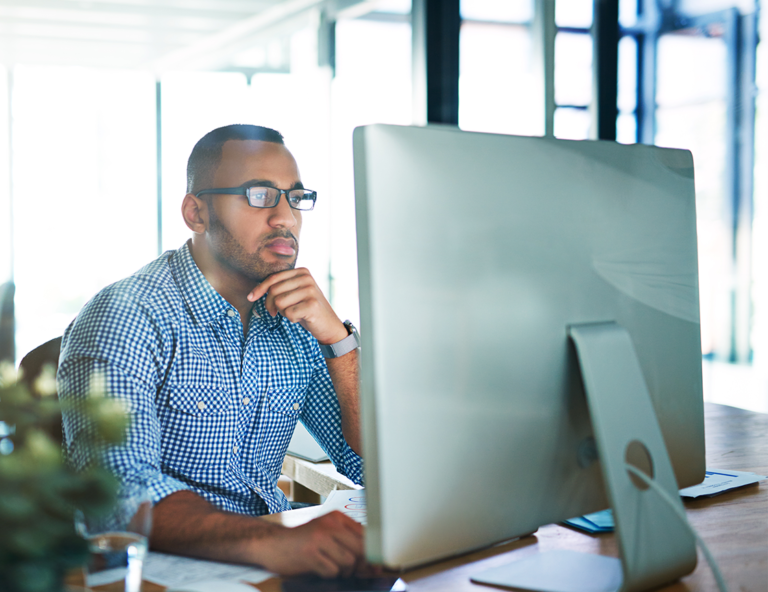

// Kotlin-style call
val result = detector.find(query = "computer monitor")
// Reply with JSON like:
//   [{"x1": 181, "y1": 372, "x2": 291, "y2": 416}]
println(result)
[{"x1": 352, "y1": 125, "x2": 705, "y2": 584}]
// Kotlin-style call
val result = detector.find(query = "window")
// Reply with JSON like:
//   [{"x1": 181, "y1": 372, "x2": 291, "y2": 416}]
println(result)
[
  {"x1": 330, "y1": 14, "x2": 413, "y2": 325},
  {"x1": 655, "y1": 30, "x2": 729, "y2": 358},
  {"x1": 554, "y1": 0, "x2": 592, "y2": 140},
  {"x1": 11, "y1": 66, "x2": 156, "y2": 359},
  {"x1": 459, "y1": 1, "x2": 541, "y2": 137}
]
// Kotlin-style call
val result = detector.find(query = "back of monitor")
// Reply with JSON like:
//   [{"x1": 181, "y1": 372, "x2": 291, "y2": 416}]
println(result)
[{"x1": 353, "y1": 124, "x2": 705, "y2": 569}]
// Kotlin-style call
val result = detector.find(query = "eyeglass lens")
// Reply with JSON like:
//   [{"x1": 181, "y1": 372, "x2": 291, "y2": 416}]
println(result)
[{"x1": 247, "y1": 187, "x2": 315, "y2": 210}]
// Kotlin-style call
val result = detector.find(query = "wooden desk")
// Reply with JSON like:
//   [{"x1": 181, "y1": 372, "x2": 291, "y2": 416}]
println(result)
[
  {"x1": 76, "y1": 403, "x2": 765, "y2": 592},
  {"x1": 259, "y1": 402, "x2": 767, "y2": 592}
]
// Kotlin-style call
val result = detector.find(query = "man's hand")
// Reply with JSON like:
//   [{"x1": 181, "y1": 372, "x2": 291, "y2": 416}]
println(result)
[
  {"x1": 256, "y1": 511, "x2": 365, "y2": 577},
  {"x1": 248, "y1": 267, "x2": 363, "y2": 454},
  {"x1": 152, "y1": 492, "x2": 367, "y2": 578},
  {"x1": 248, "y1": 268, "x2": 347, "y2": 346}
]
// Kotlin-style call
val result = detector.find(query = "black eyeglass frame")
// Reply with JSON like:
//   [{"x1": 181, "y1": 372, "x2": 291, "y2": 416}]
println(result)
[{"x1": 194, "y1": 186, "x2": 317, "y2": 211}]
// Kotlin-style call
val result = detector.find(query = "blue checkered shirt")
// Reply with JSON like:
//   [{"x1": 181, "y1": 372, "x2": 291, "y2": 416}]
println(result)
[{"x1": 58, "y1": 242, "x2": 363, "y2": 515}]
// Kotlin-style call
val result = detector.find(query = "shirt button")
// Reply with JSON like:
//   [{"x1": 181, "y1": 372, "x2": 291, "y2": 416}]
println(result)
[
  {"x1": 254, "y1": 485, "x2": 262, "y2": 494},
  {"x1": 233, "y1": 445, "x2": 239, "y2": 454},
  {"x1": 293, "y1": 403, "x2": 300, "y2": 411},
  {"x1": 242, "y1": 397, "x2": 251, "y2": 405},
  {"x1": 227, "y1": 309, "x2": 236, "y2": 317},
  {"x1": 197, "y1": 401, "x2": 206, "y2": 410}
]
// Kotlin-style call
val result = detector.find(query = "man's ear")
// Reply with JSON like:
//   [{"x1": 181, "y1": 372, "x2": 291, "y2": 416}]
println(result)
[{"x1": 182, "y1": 193, "x2": 208, "y2": 234}]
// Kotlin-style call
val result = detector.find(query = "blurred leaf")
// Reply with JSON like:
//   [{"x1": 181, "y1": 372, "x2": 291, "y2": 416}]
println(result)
[
  {"x1": 0, "y1": 369, "x2": 126, "y2": 581},
  {"x1": 0, "y1": 492, "x2": 36, "y2": 521},
  {"x1": 21, "y1": 429, "x2": 61, "y2": 467},
  {"x1": 0, "y1": 383, "x2": 32, "y2": 405},
  {"x1": 53, "y1": 533, "x2": 90, "y2": 568},
  {"x1": 0, "y1": 361, "x2": 22, "y2": 387},
  {"x1": 33, "y1": 365, "x2": 58, "y2": 398},
  {"x1": 3, "y1": 561, "x2": 59, "y2": 592},
  {"x1": 9, "y1": 527, "x2": 54, "y2": 558}
]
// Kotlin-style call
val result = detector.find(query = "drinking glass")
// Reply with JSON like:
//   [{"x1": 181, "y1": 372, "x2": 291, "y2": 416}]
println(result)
[{"x1": 76, "y1": 483, "x2": 152, "y2": 592}]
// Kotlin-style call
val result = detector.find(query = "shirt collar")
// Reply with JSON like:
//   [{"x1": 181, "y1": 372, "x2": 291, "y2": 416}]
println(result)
[
  {"x1": 171, "y1": 241, "x2": 282, "y2": 330},
  {"x1": 250, "y1": 294, "x2": 284, "y2": 331}
]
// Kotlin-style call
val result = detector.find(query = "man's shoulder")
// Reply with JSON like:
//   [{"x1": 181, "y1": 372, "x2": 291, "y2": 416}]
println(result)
[
  {"x1": 77, "y1": 250, "x2": 182, "y2": 325},
  {"x1": 60, "y1": 250, "x2": 184, "y2": 369},
  {"x1": 102, "y1": 252, "x2": 177, "y2": 302}
]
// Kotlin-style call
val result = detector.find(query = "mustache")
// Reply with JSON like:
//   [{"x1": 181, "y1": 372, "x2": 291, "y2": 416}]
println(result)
[{"x1": 262, "y1": 229, "x2": 298, "y2": 244}]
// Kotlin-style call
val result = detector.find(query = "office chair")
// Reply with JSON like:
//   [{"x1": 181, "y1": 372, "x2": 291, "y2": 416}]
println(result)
[{"x1": 19, "y1": 336, "x2": 63, "y2": 445}]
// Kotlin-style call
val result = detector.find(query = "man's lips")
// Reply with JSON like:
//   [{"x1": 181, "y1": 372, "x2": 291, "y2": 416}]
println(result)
[{"x1": 264, "y1": 237, "x2": 296, "y2": 256}]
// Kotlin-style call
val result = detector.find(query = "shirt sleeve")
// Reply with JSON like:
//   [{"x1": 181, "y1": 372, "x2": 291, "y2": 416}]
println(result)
[
  {"x1": 299, "y1": 343, "x2": 364, "y2": 486},
  {"x1": 57, "y1": 283, "x2": 191, "y2": 504}
]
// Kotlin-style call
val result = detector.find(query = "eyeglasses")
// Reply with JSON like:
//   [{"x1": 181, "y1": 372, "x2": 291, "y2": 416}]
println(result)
[{"x1": 195, "y1": 186, "x2": 317, "y2": 211}]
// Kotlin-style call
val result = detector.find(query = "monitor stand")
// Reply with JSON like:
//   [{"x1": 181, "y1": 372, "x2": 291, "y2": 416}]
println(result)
[{"x1": 472, "y1": 322, "x2": 698, "y2": 592}]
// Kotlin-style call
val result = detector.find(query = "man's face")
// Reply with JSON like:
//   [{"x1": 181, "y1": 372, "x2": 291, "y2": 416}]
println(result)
[{"x1": 204, "y1": 139, "x2": 303, "y2": 284}]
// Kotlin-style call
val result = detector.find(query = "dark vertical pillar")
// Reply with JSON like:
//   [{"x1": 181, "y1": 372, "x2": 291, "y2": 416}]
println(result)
[
  {"x1": 412, "y1": 0, "x2": 461, "y2": 125},
  {"x1": 592, "y1": 0, "x2": 619, "y2": 140},
  {"x1": 2, "y1": 68, "x2": 15, "y2": 363},
  {"x1": 156, "y1": 80, "x2": 163, "y2": 256},
  {"x1": 533, "y1": 0, "x2": 556, "y2": 137},
  {"x1": 0, "y1": 282, "x2": 14, "y2": 364},
  {"x1": 318, "y1": 9, "x2": 336, "y2": 76},
  {"x1": 636, "y1": 0, "x2": 658, "y2": 145},
  {"x1": 730, "y1": 10, "x2": 757, "y2": 363}
]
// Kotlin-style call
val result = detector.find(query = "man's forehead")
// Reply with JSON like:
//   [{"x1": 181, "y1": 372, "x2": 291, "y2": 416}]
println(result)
[{"x1": 215, "y1": 139, "x2": 300, "y2": 185}]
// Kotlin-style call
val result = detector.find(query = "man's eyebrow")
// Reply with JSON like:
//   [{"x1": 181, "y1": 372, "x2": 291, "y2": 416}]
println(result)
[{"x1": 238, "y1": 179, "x2": 305, "y2": 190}]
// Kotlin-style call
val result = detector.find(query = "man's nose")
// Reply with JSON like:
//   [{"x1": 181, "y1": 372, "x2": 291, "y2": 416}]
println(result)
[{"x1": 268, "y1": 193, "x2": 298, "y2": 228}]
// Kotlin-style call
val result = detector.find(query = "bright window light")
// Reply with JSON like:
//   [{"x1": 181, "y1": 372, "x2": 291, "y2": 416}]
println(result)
[
  {"x1": 11, "y1": 65, "x2": 156, "y2": 360},
  {"x1": 459, "y1": 21, "x2": 542, "y2": 137},
  {"x1": 461, "y1": 0, "x2": 533, "y2": 23},
  {"x1": 555, "y1": 32, "x2": 593, "y2": 107}
]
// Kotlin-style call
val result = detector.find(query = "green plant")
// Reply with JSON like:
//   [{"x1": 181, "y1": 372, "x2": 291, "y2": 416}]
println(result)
[{"x1": 0, "y1": 362, "x2": 128, "y2": 592}]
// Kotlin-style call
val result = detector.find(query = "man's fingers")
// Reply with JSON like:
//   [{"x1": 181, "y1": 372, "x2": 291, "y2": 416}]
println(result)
[
  {"x1": 294, "y1": 513, "x2": 364, "y2": 578},
  {"x1": 308, "y1": 551, "x2": 342, "y2": 578},
  {"x1": 265, "y1": 281, "x2": 315, "y2": 317},
  {"x1": 319, "y1": 544, "x2": 357, "y2": 577},
  {"x1": 269, "y1": 290, "x2": 317, "y2": 321},
  {"x1": 247, "y1": 268, "x2": 311, "y2": 303}
]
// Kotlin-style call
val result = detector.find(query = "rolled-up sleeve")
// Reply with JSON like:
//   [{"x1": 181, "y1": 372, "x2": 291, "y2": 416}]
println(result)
[{"x1": 57, "y1": 284, "x2": 190, "y2": 504}]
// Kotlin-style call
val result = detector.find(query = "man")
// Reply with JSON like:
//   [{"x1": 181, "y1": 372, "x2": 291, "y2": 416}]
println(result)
[{"x1": 58, "y1": 124, "x2": 365, "y2": 577}]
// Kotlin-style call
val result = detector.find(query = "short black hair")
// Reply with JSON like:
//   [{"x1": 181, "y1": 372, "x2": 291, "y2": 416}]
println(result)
[{"x1": 186, "y1": 124, "x2": 285, "y2": 194}]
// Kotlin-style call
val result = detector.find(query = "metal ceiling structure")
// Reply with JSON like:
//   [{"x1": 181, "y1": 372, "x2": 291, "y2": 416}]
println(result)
[{"x1": 0, "y1": 0, "x2": 372, "y2": 72}]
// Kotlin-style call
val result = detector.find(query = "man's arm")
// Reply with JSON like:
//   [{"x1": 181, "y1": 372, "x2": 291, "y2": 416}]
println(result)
[
  {"x1": 323, "y1": 349, "x2": 361, "y2": 456},
  {"x1": 152, "y1": 490, "x2": 364, "y2": 577},
  {"x1": 248, "y1": 268, "x2": 361, "y2": 454}
]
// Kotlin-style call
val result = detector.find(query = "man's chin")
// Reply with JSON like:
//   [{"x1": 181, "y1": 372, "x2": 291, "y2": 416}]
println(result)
[{"x1": 254, "y1": 259, "x2": 297, "y2": 282}]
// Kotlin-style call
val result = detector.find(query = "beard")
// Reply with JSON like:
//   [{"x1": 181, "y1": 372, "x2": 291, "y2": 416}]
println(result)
[{"x1": 207, "y1": 206, "x2": 299, "y2": 284}]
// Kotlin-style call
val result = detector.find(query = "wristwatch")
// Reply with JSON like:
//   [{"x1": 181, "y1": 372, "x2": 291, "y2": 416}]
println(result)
[{"x1": 320, "y1": 320, "x2": 360, "y2": 359}]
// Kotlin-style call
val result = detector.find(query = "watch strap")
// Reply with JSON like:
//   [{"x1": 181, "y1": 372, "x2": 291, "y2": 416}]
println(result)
[{"x1": 320, "y1": 321, "x2": 360, "y2": 358}]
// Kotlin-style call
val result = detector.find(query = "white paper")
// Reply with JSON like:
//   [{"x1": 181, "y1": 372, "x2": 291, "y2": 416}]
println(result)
[
  {"x1": 679, "y1": 469, "x2": 767, "y2": 498},
  {"x1": 142, "y1": 552, "x2": 273, "y2": 587},
  {"x1": 320, "y1": 489, "x2": 367, "y2": 525}
]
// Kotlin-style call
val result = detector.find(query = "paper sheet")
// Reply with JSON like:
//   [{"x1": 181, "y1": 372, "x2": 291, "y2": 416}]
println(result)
[
  {"x1": 564, "y1": 510, "x2": 614, "y2": 533},
  {"x1": 679, "y1": 469, "x2": 767, "y2": 498},
  {"x1": 142, "y1": 552, "x2": 273, "y2": 587},
  {"x1": 565, "y1": 468, "x2": 766, "y2": 532},
  {"x1": 320, "y1": 489, "x2": 367, "y2": 525}
]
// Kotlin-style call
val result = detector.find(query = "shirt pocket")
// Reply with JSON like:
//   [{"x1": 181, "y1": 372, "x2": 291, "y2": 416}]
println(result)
[
  {"x1": 168, "y1": 383, "x2": 233, "y2": 416},
  {"x1": 162, "y1": 384, "x2": 235, "y2": 473},
  {"x1": 265, "y1": 387, "x2": 306, "y2": 418}
]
